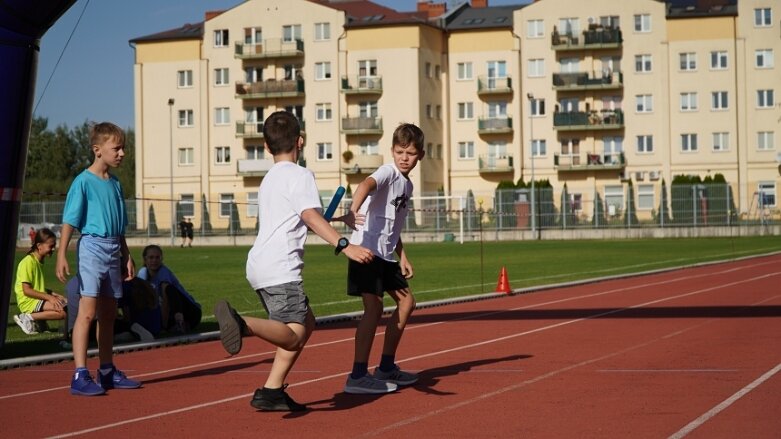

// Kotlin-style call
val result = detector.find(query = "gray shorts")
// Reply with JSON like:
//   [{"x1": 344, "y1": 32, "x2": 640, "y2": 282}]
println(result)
[{"x1": 255, "y1": 281, "x2": 310, "y2": 325}]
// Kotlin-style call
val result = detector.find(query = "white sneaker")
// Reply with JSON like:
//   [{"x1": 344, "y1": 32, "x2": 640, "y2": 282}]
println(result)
[
  {"x1": 344, "y1": 374, "x2": 398, "y2": 394},
  {"x1": 131, "y1": 323, "x2": 155, "y2": 342},
  {"x1": 13, "y1": 314, "x2": 37, "y2": 335}
]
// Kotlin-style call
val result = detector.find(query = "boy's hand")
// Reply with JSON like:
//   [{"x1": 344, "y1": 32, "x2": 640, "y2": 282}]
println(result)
[
  {"x1": 55, "y1": 255, "x2": 70, "y2": 283},
  {"x1": 399, "y1": 257, "x2": 414, "y2": 279},
  {"x1": 46, "y1": 295, "x2": 66, "y2": 311},
  {"x1": 342, "y1": 244, "x2": 374, "y2": 264},
  {"x1": 334, "y1": 211, "x2": 366, "y2": 230},
  {"x1": 124, "y1": 257, "x2": 136, "y2": 281}
]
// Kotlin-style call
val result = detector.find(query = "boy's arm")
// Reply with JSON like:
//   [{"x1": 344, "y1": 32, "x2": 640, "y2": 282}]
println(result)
[
  {"x1": 120, "y1": 236, "x2": 135, "y2": 280},
  {"x1": 300, "y1": 208, "x2": 373, "y2": 264},
  {"x1": 56, "y1": 224, "x2": 74, "y2": 283},
  {"x1": 340, "y1": 176, "x2": 377, "y2": 229},
  {"x1": 395, "y1": 238, "x2": 414, "y2": 279},
  {"x1": 21, "y1": 283, "x2": 66, "y2": 309}
]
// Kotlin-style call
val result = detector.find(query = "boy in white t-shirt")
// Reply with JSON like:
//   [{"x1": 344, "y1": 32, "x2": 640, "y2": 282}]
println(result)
[
  {"x1": 340, "y1": 123, "x2": 425, "y2": 394},
  {"x1": 214, "y1": 111, "x2": 373, "y2": 412}
]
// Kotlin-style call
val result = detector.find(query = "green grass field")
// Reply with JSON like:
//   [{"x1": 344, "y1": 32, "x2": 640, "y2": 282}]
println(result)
[{"x1": 4, "y1": 235, "x2": 781, "y2": 359}]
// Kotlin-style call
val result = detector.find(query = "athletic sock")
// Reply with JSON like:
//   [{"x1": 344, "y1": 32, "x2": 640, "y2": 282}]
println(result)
[
  {"x1": 99, "y1": 363, "x2": 114, "y2": 375},
  {"x1": 351, "y1": 362, "x2": 368, "y2": 379},
  {"x1": 378, "y1": 354, "x2": 395, "y2": 372}
]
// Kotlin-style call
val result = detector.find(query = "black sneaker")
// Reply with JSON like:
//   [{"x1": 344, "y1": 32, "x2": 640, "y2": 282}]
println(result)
[
  {"x1": 214, "y1": 300, "x2": 244, "y2": 355},
  {"x1": 250, "y1": 384, "x2": 308, "y2": 412}
]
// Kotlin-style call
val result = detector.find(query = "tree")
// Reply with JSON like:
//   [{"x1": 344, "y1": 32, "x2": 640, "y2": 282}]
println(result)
[
  {"x1": 201, "y1": 194, "x2": 213, "y2": 232},
  {"x1": 657, "y1": 179, "x2": 671, "y2": 225},
  {"x1": 228, "y1": 202, "x2": 241, "y2": 235},
  {"x1": 624, "y1": 181, "x2": 639, "y2": 226},
  {"x1": 148, "y1": 204, "x2": 158, "y2": 235},
  {"x1": 592, "y1": 191, "x2": 606, "y2": 228}
]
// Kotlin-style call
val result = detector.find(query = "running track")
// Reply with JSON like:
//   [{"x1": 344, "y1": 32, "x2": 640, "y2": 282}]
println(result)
[{"x1": 1, "y1": 254, "x2": 779, "y2": 438}]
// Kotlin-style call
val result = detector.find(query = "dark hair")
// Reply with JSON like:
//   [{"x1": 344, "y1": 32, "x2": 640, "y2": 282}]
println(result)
[
  {"x1": 90, "y1": 121, "x2": 125, "y2": 147},
  {"x1": 127, "y1": 278, "x2": 158, "y2": 312},
  {"x1": 392, "y1": 123, "x2": 424, "y2": 153},
  {"x1": 262, "y1": 111, "x2": 300, "y2": 155},
  {"x1": 28, "y1": 228, "x2": 56, "y2": 255},
  {"x1": 142, "y1": 244, "x2": 163, "y2": 258}
]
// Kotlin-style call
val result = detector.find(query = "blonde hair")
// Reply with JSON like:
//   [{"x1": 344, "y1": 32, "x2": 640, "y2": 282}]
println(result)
[{"x1": 90, "y1": 121, "x2": 125, "y2": 147}]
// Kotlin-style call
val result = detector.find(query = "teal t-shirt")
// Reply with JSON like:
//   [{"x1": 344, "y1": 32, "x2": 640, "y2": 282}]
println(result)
[{"x1": 62, "y1": 169, "x2": 127, "y2": 237}]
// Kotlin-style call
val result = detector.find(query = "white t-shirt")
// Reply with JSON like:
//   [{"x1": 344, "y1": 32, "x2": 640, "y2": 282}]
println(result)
[
  {"x1": 350, "y1": 163, "x2": 413, "y2": 261},
  {"x1": 246, "y1": 161, "x2": 322, "y2": 289}
]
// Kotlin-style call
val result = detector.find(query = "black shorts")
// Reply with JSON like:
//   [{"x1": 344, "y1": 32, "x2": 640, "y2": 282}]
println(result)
[{"x1": 347, "y1": 258, "x2": 409, "y2": 297}]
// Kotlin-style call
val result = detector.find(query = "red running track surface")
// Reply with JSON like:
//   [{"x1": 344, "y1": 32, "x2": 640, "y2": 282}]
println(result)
[{"x1": 1, "y1": 254, "x2": 780, "y2": 438}]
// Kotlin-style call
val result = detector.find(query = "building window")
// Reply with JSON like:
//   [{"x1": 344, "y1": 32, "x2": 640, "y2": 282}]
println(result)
[
  {"x1": 488, "y1": 101, "x2": 508, "y2": 118},
  {"x1": 282, "y1": 24, "x2": 302, "y2": 42},
  {"x1": 219, "y1": 193, "x2": 234, "y2": 218},
  {"x1": 178, "y1": 110, "x2": 194, "y2": 127},
  {"x1": 436, "y1": 105, "x2": 442, "y2": 119},
  {"x1": 180, "y1": 194, "x2": 195, "y2": 217},
  {"x1": 600, "y1": 15, "x2": 620, "y2": 29},
  {"x1": 247, "y1": 192, "x2": 258, "y2": 218},
  {"x1": 605, "y1": 186, "x2": 624, "y2": 216},
  {"x1": 358, "y1": 101, "x2": 378, "y2": 118},
  {"x1": 435, "y1": 65, "x2": 441, "y2": 78},
  {"x1": 634, "y1": 14, "x2": 651, "y2": 32},
  {"x1": 755, "y1": 8, "x2": 772, "y2": 27},
  {"x1": 680, "y1": 52, "x2": 697, "y2": 71},
  {"x1": 425, "y1": 62, "x2": 432, "y2": 78},
  {"x1": 214, "y1": 68, "x2": 229, "y2": 86},
  {"x1": 178, "y1": 147, "x2": 194, "y2": 165},
  {"x1": 457, "y1": 102, "x2": 473, "y2": 120},
  {"x1": 314, "y1": 22, "x2": 330, "y2": 41},
  {"x1": 758, "y1": 182, "x2": 776, "y2": 207},
  {"x1": 712, "y1": 132, "x2": 729, "y2": 152},
  {"x1": 529, "y1": 98, "x2": 545, "y2": 116},
  {"x1": 528, "y1": 59, "x2": 545, "y2": 77},
  {"x1": 755, "y1": 49, "x2": 774, "y2": 68},
  {"x1": 315, "y1": 62, "x2": 331, "y2": 80},
  {"x1": 458, "y1": 141, "x2": 474, "y2": 159},
  {"x1": 638, "y1": 184, "x2": 654, "y2": 210},
  {"x1": 426, "y1": 104, "x2": 433, "y2": 119},
  {"x1": 757, "y1": 89, "x2": 775, "y2": 108},
  {"x1": 757, "y1": 131, "x2": 774, "y2": 150},
  {"x1": 527, "y1": 19, "x2": 544, "y2": 38},
  {"x1": 681, "y1": 134, "x2": 698, "y2": 152},
  {"x1": 635, "y1": 54, "x2": 652, "y2": 73},
  {"x1": 215, "y1": 146, "x2": 231, "y2": 164},
  {"x1": 457, "y1": 62, "x2": 472, "y2": 80},
  {"x1": 246, "y1": 145, "x2": 264, "y2": 160},
  {"x1": 531, "y1": 139, "x2": 546, "y2": 157},
  {"x1": 316, "y1": 142, "x2": 332, "y2": 161},
  {"x1": 214, "y1": 29, "x2": 229, "y2": 47},
  {"x1": 315, "y1": 103, "x2": 332, "y2": 121},
  {"x1": 680, "y1": 92, "x2": 698, "y2": 112},
  {"x1": 637, "y1": 135, "x2": 653, "y2": 153},
  {"x1": 710, "y1": 51, "x2": 728, "y2": 69},
  {"x1": 360, "y1": 141, "x2": 379, "y2": 155},
  {"x1": 215, "y1": 107, "x2": 230, "y2": 125},
  {"x1": 711, "y1": 91, "x2": 728, "y2": 110},
  {"x1": 558, "y1": 17, "x2": 580, "y2": 36},
  {"x1": 177, "y1": 70, "x2": 193, "y2": 88},
  {"x1": 636, "y1": 95, "x2": 653, "y2": 113}
]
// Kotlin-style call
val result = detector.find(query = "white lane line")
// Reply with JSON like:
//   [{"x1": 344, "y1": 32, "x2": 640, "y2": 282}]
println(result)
[
  {"x1": 597, "y1": 369, "x2": 739, "y2": 373},
  {"x1": 668, "y1": 362, "x2": 781, "y2": 439}
]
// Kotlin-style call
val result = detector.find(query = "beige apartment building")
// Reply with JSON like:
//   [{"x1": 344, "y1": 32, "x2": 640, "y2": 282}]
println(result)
[{"x1": 130, "y1": 0, "x2": 779, "y2": 231}]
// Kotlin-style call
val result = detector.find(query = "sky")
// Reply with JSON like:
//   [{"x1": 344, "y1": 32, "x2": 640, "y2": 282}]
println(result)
[{"x1": 33, "y1": 0, "x2": 525, "y2": 131}]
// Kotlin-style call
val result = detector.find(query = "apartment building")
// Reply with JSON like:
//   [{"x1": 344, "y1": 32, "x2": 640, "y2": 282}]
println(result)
[{"x1": 131, "y1": 0, "x2": 779, "y2": 230}]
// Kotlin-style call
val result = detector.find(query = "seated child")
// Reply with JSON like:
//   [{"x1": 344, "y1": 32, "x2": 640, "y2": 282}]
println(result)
[{"x1": 13, "y1": 228, "x2": 67, "y2": 335}]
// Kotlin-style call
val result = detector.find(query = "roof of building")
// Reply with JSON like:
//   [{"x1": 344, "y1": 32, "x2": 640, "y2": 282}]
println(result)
[
  {"x1": 444, "y1": 4, "x2": 525, "y2": 31},
  {"x1": 310, "y1": 0, "x2": 432, "y2": 28},
  {"x1": 665, "y1": 0, "x2": 737, "y2": 18},
  {"x1": 129, "y1": 22, "x2": 204, "y2": 44}
]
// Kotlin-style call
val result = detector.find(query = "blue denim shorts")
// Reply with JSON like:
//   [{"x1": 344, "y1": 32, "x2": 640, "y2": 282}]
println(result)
[
  {"x1": 76, "y1": 235, "x2": 123, "y2": 299},
  {"x1": 255, "y1": 281, "x2": 310, "y2": 325}
]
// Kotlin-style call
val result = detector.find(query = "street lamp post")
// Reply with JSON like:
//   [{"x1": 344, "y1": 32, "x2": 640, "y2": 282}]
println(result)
[
  {"x1": 168, "y1": 98, "x2": 175, "y2": 247},
  {"x1": 527, "y1": 93, "x2": 536, "y2": 236}
]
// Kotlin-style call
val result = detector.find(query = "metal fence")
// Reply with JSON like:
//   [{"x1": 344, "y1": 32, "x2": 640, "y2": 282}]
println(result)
[{"x1": 16, "y1": 184, "x2": 780, "y2": 242}]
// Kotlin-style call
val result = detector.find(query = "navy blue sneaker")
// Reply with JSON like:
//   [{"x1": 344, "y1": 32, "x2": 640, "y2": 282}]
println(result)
[
  {"x1": 71, "y1": 370, "x2": 106, "y2": 396},
  {"x1": 97, "y1": 367, "x2": 142, "y2": 390}
]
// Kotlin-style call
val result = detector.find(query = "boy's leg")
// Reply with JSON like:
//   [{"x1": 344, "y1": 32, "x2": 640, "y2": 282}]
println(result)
[
  {"x1": 72, "y1": 297, "x2": 97, "y2": 368},
  {"x1": 343, "y1": 294, "x2": 397, "y2": 394},
  {"x1": 373, "y1": 287, "x2": 418, "y2": 386},
  {"x1": 263, "y1": 310, "x2": 314, "y2": 389},
  {"x1": 95, "y1": 296, "x2": 141, "y2": 389}
]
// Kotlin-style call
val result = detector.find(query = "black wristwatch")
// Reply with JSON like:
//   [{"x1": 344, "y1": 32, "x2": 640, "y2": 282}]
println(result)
[{"x1": 335, "y1": 237, "x2": 349, "y2": 255}]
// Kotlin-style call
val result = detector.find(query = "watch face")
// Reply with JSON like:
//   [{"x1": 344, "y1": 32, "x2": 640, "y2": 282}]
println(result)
[{"x1": 338, "y1": 238, "x2": 349, "y2": 248}]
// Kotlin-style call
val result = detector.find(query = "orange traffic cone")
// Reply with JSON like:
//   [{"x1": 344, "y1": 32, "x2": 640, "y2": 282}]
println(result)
[{"x1": 496, "y1": 266, "x2": 512, "y2": 294}]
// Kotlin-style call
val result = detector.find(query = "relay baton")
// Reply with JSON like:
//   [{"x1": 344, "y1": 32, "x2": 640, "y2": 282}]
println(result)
[{"x1": 324, "y1": 186, "x2": 346, "y2": 221}]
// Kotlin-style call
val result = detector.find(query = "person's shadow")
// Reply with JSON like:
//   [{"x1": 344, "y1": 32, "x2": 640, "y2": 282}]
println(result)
[
  {"x1": 140, "y1": 358, "x2": 271, "y2": 385},
  {"x1": 291, "y1": 354, "x2": 532, "y2": 417}
]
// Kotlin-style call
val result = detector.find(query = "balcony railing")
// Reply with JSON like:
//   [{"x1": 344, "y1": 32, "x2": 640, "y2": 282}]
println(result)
[
  {"x1": 553, "y1": 109, "x2": 624, "y2": 131},
  {"x1": 477, "y1": 76, "x2": 512, "y2": 95},
  {"x1": 235, "y1": 121, "x2": 263, "y2": 139},
  {"x1": 551, "y1": 26, "x2": 622, "y2": 50},
  {"x1": 553, "y1": 151, "x2": 625, "y2": 172},
  {"x1": 341, "y1": 76, "x2": 383, "y2": 95},
  {"x1": 552, "y1": 71, "x2": 623, "y2": 91},
  {"x1": 341, "y1": 117, "x2": 383, "y2": 135},
  {"x1": 237, "y1": 158, "x2": 274, "y2": 176},
  {"x1": 234, "y1": 38, "x2": 304, "y2": 59},
  {"x1": 342, "y1": 154, "x2": 384, "y2": 174},
  {"x1": 235, "y1": 79, "x2": 304, "y2": 99},
  {"x1": 477, "y1": 116, "x2": 513, "y2": 134},
  {"x1": 478, "y1": 154, "x2": 514, "y2": 173}
]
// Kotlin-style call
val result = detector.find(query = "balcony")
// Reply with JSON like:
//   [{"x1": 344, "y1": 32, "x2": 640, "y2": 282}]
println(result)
[
  {"x1": 477, "y1": 116, "x2": 513, "y2": 135},
  {"x1": 341, "y1": 117, "x2": 383, "y2": 135},
  {"x1": 477, "y1": 76, "x2": 512, "y2": 96},
  {"x1": 234, "y1": 38, "x2": 304, "y2": 59},
  {"x1": 554, "y1": 152, "x2": 625, "y2": 172},
  {"x1": 552, "y1": 71, "x2": 623, "y2": 91},
  {"x1": 478, "y1": 154, "x2": 514, "y2": 173},
  {"x1": 235, "y1": 121, "x2": 263, "y2": 139},
  {"x1": 237, "y1": 158, "x2": 274, "y2": 177},
  {"x1": 235, "y1": 79, "x2": 304, "y2": 99},
  {"x1": 551, "y1": 26, "x2": 622, "y2": 51},
  {"x1": 341, "y1": 76, "x2": 383, "y2": 95},
  {"x1": 553, "y1": 109, "x2": 624, "y2": 131},
  {"x1": 342, "y1": 154, "x2": 384, "y2": 175}
]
